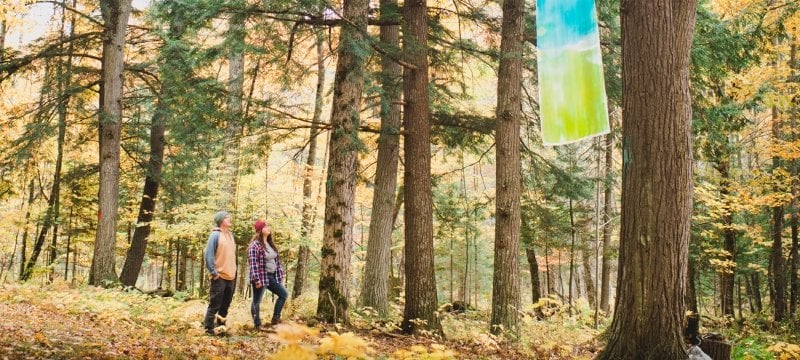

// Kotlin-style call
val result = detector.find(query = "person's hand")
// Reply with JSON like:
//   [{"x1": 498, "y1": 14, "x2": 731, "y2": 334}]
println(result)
[
  {"x1": 255, "y1": 282, "x2": 262, "y2": 289},
  {"x1": 212, "y1": 274, "x2": 220, "y2": 280}
]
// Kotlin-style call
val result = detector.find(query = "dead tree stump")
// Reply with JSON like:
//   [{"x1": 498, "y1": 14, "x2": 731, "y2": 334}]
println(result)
[{"x1": 699, "y1": 334, "x2": 731, "y2": 360}]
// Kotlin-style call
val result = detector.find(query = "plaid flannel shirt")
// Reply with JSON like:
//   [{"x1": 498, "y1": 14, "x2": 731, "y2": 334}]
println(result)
[{"x1": 248, "y1": 240, "x2": 285, "y2": 287}]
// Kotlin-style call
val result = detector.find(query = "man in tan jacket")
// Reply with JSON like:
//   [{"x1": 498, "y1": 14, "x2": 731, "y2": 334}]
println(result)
[{"x1": 203, "y1": 211, "x2": 237, "y2": 335}]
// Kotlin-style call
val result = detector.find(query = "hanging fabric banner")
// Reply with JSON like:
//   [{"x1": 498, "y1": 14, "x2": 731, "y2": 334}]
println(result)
[{"x1": 537, "y1": 0, "x2": 609, "y2": 145}]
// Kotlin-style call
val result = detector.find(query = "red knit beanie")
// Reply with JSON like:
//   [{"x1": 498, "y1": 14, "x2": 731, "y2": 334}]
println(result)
[{"x1": 254, "y1": 219, "x2": 266, "y2": 233}]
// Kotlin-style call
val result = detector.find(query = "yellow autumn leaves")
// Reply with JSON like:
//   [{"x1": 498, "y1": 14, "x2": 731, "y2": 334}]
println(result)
[{"x1": 268, "y1": 323, "x2": 457, "y2": 360}]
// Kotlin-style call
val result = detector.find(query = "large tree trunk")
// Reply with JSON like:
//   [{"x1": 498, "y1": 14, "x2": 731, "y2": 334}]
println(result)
[
  {"x1": 89, "y1": 0, "x2": 133, "y2": 285},
  {"x1": 119, "y1": 8, "x2": 184, "y2": 287},
  {"x1": 293, "y1": 28, "x2": 325, "y2": 300},
  {"x1": 402, "y1": 0, "x2": 439, "y2": 335},
  {"x1": 359, "y1": 0, "x2": 403, "y2": 317},
  {"x1": 770, "y1": 105, "x2": 787, "y2": 323},
  {"x1": 316, "y1": 0, "x2": 369, "y2": 324},
  {"x1": 490, "y1": 0, "x2": 524, "y2": 335},
  {"x1": 600, "y1": 132, "x2": 614, "y2": 313},
  {"x1": 526, "y1": 248, "x2": 542, "y2": 303},
  {"x1": 598, "y1": 0, "x2": 696, "y2": 358}
]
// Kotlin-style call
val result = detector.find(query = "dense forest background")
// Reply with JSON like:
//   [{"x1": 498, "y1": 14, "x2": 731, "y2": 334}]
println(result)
[{"x1": 1, "y1": 0, "x2": 800, "y2": 358}]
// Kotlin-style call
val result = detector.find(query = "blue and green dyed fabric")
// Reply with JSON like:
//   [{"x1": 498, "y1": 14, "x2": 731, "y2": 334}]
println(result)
[{"x1": 537, "y1": 0, "x2": 609, "y2": 145}]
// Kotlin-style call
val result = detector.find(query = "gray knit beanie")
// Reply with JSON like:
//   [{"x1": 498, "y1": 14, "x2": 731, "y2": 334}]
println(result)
[{"x1": 213, "y1": 211, "x2": 230, "y2": 227}]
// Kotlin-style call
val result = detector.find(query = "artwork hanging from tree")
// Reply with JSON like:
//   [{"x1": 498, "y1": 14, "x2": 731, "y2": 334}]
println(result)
[{"x1": 537, "y1": 0, "x2": 609, "y2": 145}]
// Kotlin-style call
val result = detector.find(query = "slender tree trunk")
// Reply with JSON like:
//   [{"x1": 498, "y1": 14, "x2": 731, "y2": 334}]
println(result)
[
  {"x1": 599, "y1": 0, "x2": 696, "y2": 357},
  {"x1": 177, "y1": 241, "x2": 187, "y2": 291},
  {"x1": 402, "y1": 0, "x2": 439, "y2": 334},
  {"x1": 751, "y1": 272, "x2": 763, "y2": 313},
  {"x1": 220, "y1": 9, "x2": 245, "y2": 211},
  {"x1": 90, "y1": 0, "x2": 133, "y2": 285},
  {"x1": 293, "y1": 29, "x2": 326, "y2": 300},
  {"x1": 64, "y1": 208, "x2": 73, "y2": 280},
  {"x1": 360, "y1": 0, "x2": 402, "y2": 316},
  {"x1": 719, "y1": 161, "x2": 736, "y2": 318},
  {"x1": 19, "y1": 179, "x2": 34, "y2": 280},
  {"x1": 119, "y1": 10, "x2": 184, "y2": 287},
  {"x1": 0, "y1": 20, "x2": 6, "y2": 53},
  {"x1": 687, "y1": 257, "x2": 698, "y2": 313},
  {"x1": 526, "y1": 248, "x2": 542, "y2": 303},
  {"x1": 47, "y1": 4, "x2": 75, "y2": 282},
  {"x1": 600, "y1": 132, "x2": 614, "y2": 313},
  {"x1": 789, "y1": 43, "x2": 799, "y2": 317},
  {"x1": 583, "y1": 248, "x2": 596, "y2": 308},
  {"x1": 737, "y1": 276, "x2": 744, "y2": 320},
  {"x1": 770, "y1": 104, "x2": 787, "y2": 323},
  {"x1": 23, "y1": 9, "x2": 73, "y2": 281},
  {"x1": 316, "y1": 0, "x2": 369, "y2": 324},
  {"x1": 120, "y1": 108, "x2": 166, "y2": 286},
  {"x1": 490, "y1": 0, "x2": 524, "y2": 334},
  {"x1": 568, "y1": 199, "x2": 576, "y2": 314}
]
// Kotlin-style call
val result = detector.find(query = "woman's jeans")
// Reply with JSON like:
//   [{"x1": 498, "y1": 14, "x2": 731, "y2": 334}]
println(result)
[
  {"x1": 250, "y1": 282, "x2": 267, "y2": 327},
  {"x1": 251, "y1": 273, "x2": 288, "y2": 327}
]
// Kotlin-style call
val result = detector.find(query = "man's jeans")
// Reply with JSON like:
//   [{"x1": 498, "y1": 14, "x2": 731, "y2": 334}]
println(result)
[{"x1": 205, "y1": 277, "x2": 235, "y2": 332}]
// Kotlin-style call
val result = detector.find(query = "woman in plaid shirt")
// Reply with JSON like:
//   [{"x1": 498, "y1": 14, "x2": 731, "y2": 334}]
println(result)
[{"x1": 248, "y1": 219, "x2": 287, "y2": 330}]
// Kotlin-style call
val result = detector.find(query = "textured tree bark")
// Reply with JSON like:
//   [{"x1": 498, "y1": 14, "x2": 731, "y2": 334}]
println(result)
[
  {"x1": 316, "y1": 0, "x2": 369, "y2": 324},
  {"x1": 402, "y1": 0, "x2": 440, "y2": 334},
  {"x1": 600, "y1": 132, "x2": 614, "y2": 313},
  {"x1": 360, "y1": 0, "x2": 402, "y2": 316},
  {"x1": 90, "y1": 0, "x2": 133, "y2": 285},
  {"x1": 490, "y1": 0, "x2": 524, "y2": 335},
  {"x1": 293, "y1": 28, "x2": 326, "y2": 300},
  {"x1": 598, "y1": 0, "x2": 696, "y2": 357},
  {"x1": 526, "y1": 248, "x2": 542, "y2": 303}
]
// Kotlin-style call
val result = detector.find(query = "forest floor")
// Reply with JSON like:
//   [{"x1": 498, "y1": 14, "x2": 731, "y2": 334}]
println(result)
[
  {"x1": 0, "y1": 282, "x2": 796, "y2": 359},
  {"x1": 0, "y1": 282, "x2": 604, "y2": 359}
]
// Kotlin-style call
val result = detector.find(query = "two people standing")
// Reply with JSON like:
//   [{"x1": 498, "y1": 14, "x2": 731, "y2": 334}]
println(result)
[{"x1": 203, "y1": 211, "x2": 287, "y2": 335}]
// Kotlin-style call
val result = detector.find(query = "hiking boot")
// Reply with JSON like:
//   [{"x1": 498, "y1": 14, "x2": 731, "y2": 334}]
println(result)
[{"x1": 215, "y1": 314, "x2": 227, "y2": 327}]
